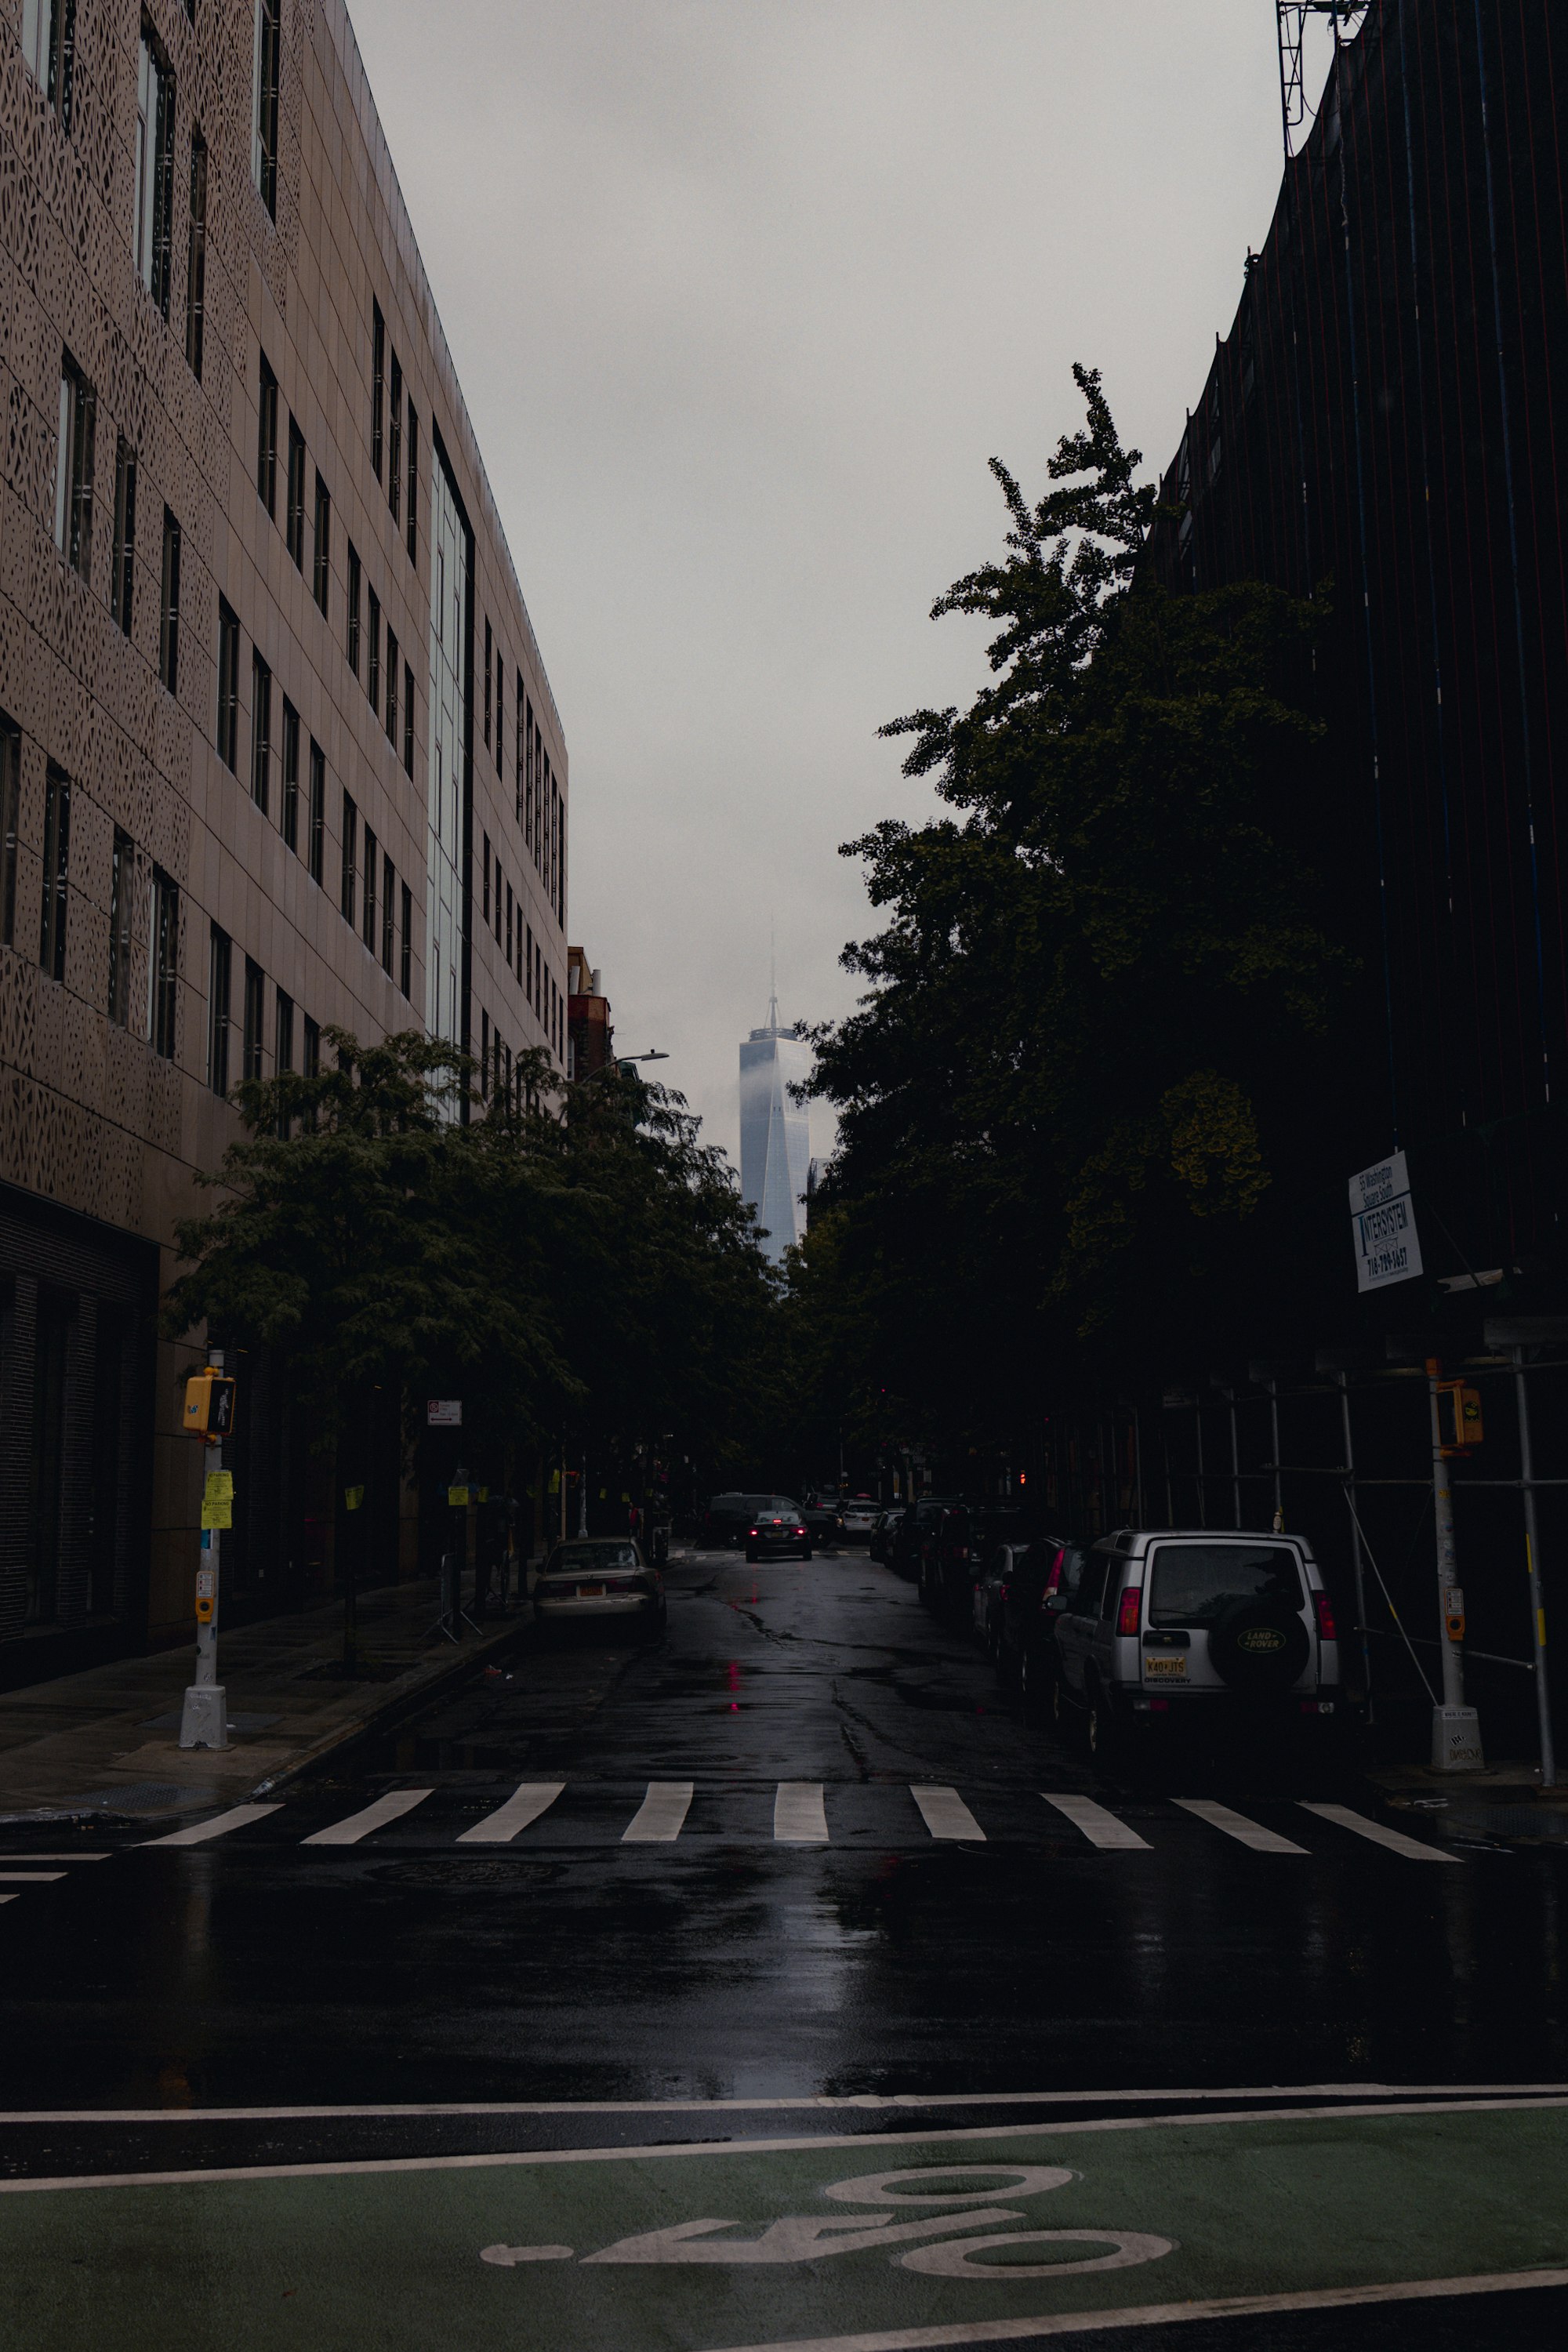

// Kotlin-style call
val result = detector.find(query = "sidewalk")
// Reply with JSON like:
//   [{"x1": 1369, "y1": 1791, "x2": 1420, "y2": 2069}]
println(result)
[{"x1": 0, "y1": 1577, "x2": 527, "y2": 1822}]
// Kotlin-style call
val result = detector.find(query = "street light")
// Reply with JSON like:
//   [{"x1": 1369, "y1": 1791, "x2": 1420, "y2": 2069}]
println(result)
[{"x1": 568, "y1": 1050, "x2": 668, "y2": 1087}]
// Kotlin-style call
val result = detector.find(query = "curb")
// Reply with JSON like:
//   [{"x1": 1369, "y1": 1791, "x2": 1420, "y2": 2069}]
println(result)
[{"x1": 246, "y1": 1612, "x2": 532, "y2": 1800}]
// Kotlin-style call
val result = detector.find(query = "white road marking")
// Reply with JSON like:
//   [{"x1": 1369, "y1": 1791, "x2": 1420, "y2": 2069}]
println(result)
[
  {"x1": 910, "y1": 1786, "x2": 985, "y2": 1842},
  {"x1": 702, "y1": 2266, "x2": 1568, "y2": 2350},
  {"x1": 1298, "y1": 1800, "x2": 1461, "y2": 1861},
  {"x1": 0, "y1": 2081, "x2": 1555, "y2": 2123},
  {"x1": 139, "y1": 1804, "x2": 284, "y2": 1848},
  {"x1": 622, "y1": 1782, "x2": 695, "y2": 1843},
  {"x1": 0, "y1": 1895, "x2": 16, "y2": 1906},
  {"x1": 1174, "y1": 1798, "x2": 1308, "y2": 1855},
  {"x1": 301, "y1": 1790, "x2": 434, "y2": 1846},
  {"x1": 1, "y1": 2096, "x2": 1563, "y2": 2193},
  {"x1": 0, "y1": 1872, "x2": 67, "y2": 1883},
  {"x1": 773, "y1": 1783, "x2": 829, "y2": 1842},
  {"x1": 456, "y1": 1782, "x2": 564, "y2": 1845},
  {"x1": 1039, "y1": 1794, "x2": 1151, "y2": 1850},
  {"x1": 0, "y1": 1854, "x2": 110, "y2": 1862}
]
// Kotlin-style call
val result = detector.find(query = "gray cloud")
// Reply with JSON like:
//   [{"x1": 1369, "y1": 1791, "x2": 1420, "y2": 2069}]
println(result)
[{"x1": 352, "y1": 0, "x2": 1284, "y2": 1166}]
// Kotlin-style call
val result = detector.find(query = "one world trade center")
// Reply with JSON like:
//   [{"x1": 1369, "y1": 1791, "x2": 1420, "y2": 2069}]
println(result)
[{"x1": 739, "y1": 995, "x2": 811, "y2": 1267}]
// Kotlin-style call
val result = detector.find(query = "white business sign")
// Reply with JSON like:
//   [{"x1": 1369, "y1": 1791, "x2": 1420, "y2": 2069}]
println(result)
[
  {"x1": 1348, "y1": 1150, "x2": 1423, "y2": 1292},
  {"x1": 426, "y1": 1399, "x2": 463, "y2": 1427}
]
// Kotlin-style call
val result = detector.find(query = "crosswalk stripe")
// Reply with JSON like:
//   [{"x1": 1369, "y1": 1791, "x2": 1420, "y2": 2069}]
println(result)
[
  {"x1": 301, "y1": 1790, "x2": 434, "y2": 1847},
  {"x1": 0, "y1": 1872, "x2": 67, "y2": 1883},
  {"x1": 1298, "y1": 1800, "x2": 1461, "y2": 1862},
  {"x1": 0, "y1": 1896, "x2": 16, "y2": 1907},
  {"x1": 622, "y1": 1783, "x2": 695, "y2": 1843},
  {"x1": 1174, "y1": 1798, "x2": 1309, "y2": 1854},
  {"x1": 457, "y1": 1782, "x2": 565, "y2": 1845},
  {"x1": 910, "y1": 1786, "x2": 985, "y2": 1842},
  {"x1": 140, "y1": 1803, "x2": 284, "y2": 1849},
  {"x1": 1039, "y1": 1793, "x2": 1152, "y2": 1850},
  {"x1": 774, "y1": 1782, "x2": 829, "y2": 1843}
]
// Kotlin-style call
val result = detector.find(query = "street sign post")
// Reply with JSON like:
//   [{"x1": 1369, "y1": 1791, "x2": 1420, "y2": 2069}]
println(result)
[
  {"x1": 179, "y1": 1348, "x2": 232, "y2": 1751},
  {"x1": 1348, "y1": 1152, "x2": 1423, "y2": 1291}
]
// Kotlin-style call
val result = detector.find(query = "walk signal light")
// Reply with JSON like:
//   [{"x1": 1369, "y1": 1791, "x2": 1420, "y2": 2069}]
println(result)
[
  {"x1": 1435, "y1": 1379, "x2": 1483, "y2": 1454},
  {"x1": 183, "y1": 1370, "x2": 237, "y2": 1441}
]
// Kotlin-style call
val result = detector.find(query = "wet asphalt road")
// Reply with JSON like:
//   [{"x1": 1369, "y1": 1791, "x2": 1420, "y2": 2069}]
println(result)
[{"x1": 1, "y1": 1546, "x2": 1565, "y2": 2348}]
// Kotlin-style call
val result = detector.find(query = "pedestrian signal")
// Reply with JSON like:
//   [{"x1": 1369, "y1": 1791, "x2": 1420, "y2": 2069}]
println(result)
[
  {"x1": 183, "y1": 1370, "x2": 238, "y2": 1440},
  {"x1": 1435, "y1": 1379, "x2": 1483, "y2": 1454}
]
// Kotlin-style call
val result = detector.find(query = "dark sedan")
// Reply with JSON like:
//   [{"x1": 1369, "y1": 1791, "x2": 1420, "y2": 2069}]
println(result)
[{"x1": 744, "y1": 1499, "x2": 812, "y2": 1562}]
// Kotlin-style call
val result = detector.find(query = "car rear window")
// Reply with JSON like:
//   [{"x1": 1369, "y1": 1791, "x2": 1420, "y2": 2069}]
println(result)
[
  {"x1": 546, "y1": 1542, "x2": 640, "y2": 1575},
  {"x1": 1148, "y1": 1543, "x2": 1304, "y2": 1628}
]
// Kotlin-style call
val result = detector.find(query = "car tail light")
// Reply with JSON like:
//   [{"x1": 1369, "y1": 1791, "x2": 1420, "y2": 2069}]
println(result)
[
  {"x1": 1314, "y1": 1590, "x2": 1338, "y2": 1641},
  {"x1": 1116, "y1": 1586, "x2": 1142, "y2": 1638},
  {"x1": 1044, "y1": 1550, "x2": 1064, "y2": 1597},
  {"x1": 749, "y1": 1527, "x2": 758, "y2": 1537}
]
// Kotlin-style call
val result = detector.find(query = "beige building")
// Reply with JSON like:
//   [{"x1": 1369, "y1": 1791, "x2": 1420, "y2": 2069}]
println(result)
[{"x1": 0, "y1": 0, "x2": 569, "y2": 1684}]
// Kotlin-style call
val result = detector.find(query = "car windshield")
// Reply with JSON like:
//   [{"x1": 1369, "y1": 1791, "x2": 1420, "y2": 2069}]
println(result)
[
  {"x1": 546, "y1": 1542, "x2": 640, "y2": 1576},
  {"x1": 1148, "y1": 1542, "x2": 1304, "y2": 1628}
]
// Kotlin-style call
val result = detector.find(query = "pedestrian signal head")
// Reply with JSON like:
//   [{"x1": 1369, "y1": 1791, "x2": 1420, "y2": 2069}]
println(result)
[{"x1": 183, "y1": 1370, "x2": 237, "y2": 1441}]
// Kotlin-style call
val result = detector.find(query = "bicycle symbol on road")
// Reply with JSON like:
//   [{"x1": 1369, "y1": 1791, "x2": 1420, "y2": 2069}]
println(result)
[{"x1": 480, "y1": 2162, "x2": 1174, "y2": 2278}]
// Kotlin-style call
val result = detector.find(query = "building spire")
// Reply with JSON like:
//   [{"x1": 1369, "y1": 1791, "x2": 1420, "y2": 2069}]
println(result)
[{"x1": 768, "y1": 921, "x2": 779, "y2": 1032}]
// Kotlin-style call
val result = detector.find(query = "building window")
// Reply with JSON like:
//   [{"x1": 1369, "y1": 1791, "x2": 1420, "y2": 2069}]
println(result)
[
  {"x1": 0, "y1": 710, "x2": 19, "y2": 949},
  {"x1": 480, "y1": 1007, "x2": 489, "y2": 1099},
  {"x1": 526, "y1": 924, "x2": 535, "y2": 1010},
  {"x1": 362, "y1": 824, "x2": 377, "y2": 953},
  {"x1": 495, "y1": 657, "x2": 503, "y2": 778},
  {"x1": 147, "y1": 866, "x2": 177, "y2": 1057},
  {"x1": 107, "y1": 826, "x2": 132, "y2": 1025},
  {"x1": 185, "y1": 132, "x2": 207, "y2": 379},
  {"x1": 207, "y1": 923, "x2": 230, "y2": 1092},
  {"x1": 506, "y1": 881, "x2": 514, "y2": 968},
  {"x1": 252, "y1": 0, "x2": 280, "y2": 218},
  {"x1": 159, "y1": 506, "x2": 180, "y2": 692},
  {"x1": 367, "y1": 587, "x2": 380, "y2": 717},
  {"x1": 372, "y1": 301, "x2": 385, "y2": 480},
  {"x1": 303, "y1": 1012, "x2": 320, "y2": 1079},
  {"x1": 257, "y1": 351, "x2": 278, "y2": 514},
  {"x1": 54, "y1": 353, "x2": 94, "y2": 578},
  {"x1": 249, "y1": 649, "x2": 271, "y2": 812},
  {"x1": 381, "y1": 851, "x2": 394, "y2": 974},
  {"x1": 241, "y1": 956, "x2": 264, "y2": 1083},
  {"x1": 385, "y1": 629, "x2": 399, "y2": 746},
  {"x1": 515, "y1": 678, "x2": 524, "y2": 823},
  {"x1": 111, "y1": 437, "x2": 136, "y2": 637},
  {"x1": 400, "y1": 882, "x2": 412, "y2": 997},
  {"x1": 404, "y1": 661, "x2": 415, "y2": 777},
  {"x1": 482, "y1": 833, "x2": 491, "y2": 924},
  {"x1": 312, "y1": 471, "x2": 330, "y2": 614},
  {"x1": 285, "y1": 416, "x2": 306, "y2": 568},
  {"x1": 133, "y1": 27, "x2": 175, "y2": 317},
  {"x1": 406, "y1": 405, "x2": 418, "y2": 563},
  {"x1": 340, "y1": 792, "x2": 358, "y2": 925},
  {"x1": 281, "y1": 696, "x2": 299, "y2": 851},
  {"x1": 347, "y1": 543, "x2": 361, "y2": 673},
  {"x1": 389, "y1": 353, "x2": 402, "y2": 522},
  {"x1": 484, "y1": 617, "x2": 492, "y2": 747},
  {"x1": 216, "y1": 597, "x2": 240, "y2": 769},
  {"x1": 21, "y1": 0, "x2": 76, "y2": 130},
  {"x1": 39, "y1": 766, "x2": 70, "y2": 981},
  {"x1": 308, "y1": 739, "x2": 325, "y2": 884}
]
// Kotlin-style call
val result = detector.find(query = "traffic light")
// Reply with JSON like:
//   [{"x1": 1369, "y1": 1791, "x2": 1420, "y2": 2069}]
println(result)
[{"x1": 183, "y1": 1369, "x2": 238, "y2": 1441}]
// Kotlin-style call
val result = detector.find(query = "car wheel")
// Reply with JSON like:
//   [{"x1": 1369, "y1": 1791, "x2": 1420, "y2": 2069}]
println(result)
[
  {"x1": 1018, "y1": 1643, "x2": 1040, "y2": 1715},
  {"x1": 801, "y1": 1546, "x2": 813, "y2": 1561},
  {"x1": 1085, "y1": 1680, "x2": 1120, "y2": 1767},
  {"x1": 1050, "y1": 1669, "x2": 1074, "y2": 1740}
]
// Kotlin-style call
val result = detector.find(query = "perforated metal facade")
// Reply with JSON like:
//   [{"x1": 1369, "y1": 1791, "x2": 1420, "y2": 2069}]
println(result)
[{"x1": 0, "y1": 0, "x2": 568, "y2": 1676}]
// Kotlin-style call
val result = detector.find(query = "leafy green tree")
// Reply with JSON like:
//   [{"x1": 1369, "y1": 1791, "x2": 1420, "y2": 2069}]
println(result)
[{"x1": 800, "y1": 368, "x2": 1359, "y2": 1465}]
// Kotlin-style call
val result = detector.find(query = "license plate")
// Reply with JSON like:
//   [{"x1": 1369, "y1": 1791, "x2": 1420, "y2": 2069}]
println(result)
[
  {"x1": 577, "y1": 1583, "x2": 606, "y2": 1598},
  {"x1": 1145, "y1": 1653, "x2": 1187, "y2": 1679}
]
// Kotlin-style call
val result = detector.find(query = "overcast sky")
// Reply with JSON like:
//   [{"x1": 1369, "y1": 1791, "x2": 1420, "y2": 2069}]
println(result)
[{"x1": 351, "y1": 1, "x2": 1301, "y2": 1171}]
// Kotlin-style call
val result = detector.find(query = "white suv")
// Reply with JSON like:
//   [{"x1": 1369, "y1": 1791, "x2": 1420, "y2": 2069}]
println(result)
[{"x1": 1052, "y1": 1527, "x2": 1340, "y2": 1760}]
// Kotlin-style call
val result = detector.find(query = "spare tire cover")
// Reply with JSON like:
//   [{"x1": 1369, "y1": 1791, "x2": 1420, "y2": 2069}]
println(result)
[{"x1": 1206, "y1": 1597, "x2": 1311, "y2": 1690}]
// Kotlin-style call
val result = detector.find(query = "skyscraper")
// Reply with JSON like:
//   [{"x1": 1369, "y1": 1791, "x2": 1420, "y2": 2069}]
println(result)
[{"x1": 739, "y1": 996, "x2": 811, "y2": 1267}]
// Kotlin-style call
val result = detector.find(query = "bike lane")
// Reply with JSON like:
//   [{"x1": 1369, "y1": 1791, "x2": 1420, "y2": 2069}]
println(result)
[{"x1": 4, "y1": 2100, "x2": 1566, "y2": 2350}]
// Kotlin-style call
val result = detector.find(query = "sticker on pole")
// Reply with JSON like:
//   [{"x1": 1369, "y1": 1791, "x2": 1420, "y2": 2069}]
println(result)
[
  {"x1": 427, "y1": 1399, "x2": 463, "y2": 1427},
  {"x1": 1348, "y1": 1151, "x2": 1423, "y2": 1292}
]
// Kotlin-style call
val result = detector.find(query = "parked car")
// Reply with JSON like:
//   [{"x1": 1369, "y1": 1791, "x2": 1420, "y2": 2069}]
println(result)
[
  {"x1": 800, "y1": 1497, "x2": 844, "y2": 1548},
  {"x1": 888, "y1": 1497, "x2": 957, "y2": 1584},
  {"x1": 533, "y1": 1539, "x2": 666, "y2": 1639},
  {"x1": 744, "y1": 1498, "x2": 812, "y2": 1563},
  {"x1": 921, "y1": 1504, "x2": 1033, "y2": 1618},
  {"x1": 840, "y1": 1497, "x2": 879, "y2": 1541},
  {"x1": 1052, "y1": 1527, "x2": 1340, "y2": 1761},
  {"x1": 869, "y1": 1507, "x2": 904, "y2": 1565}
]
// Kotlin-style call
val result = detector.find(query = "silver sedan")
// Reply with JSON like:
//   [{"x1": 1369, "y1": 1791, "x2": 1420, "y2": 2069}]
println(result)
[{"x1": 532, "y1": 1540, "x2": 666, "y2": 1637}]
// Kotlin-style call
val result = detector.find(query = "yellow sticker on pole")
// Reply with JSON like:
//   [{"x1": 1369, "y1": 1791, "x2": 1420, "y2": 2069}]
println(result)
[
  {"x1": 201, "y1": 1497, "x2": 232, "y2": 1530},
  {"x1": 344, "y1": 1485, "x2": 365, "y2": 1512}
]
